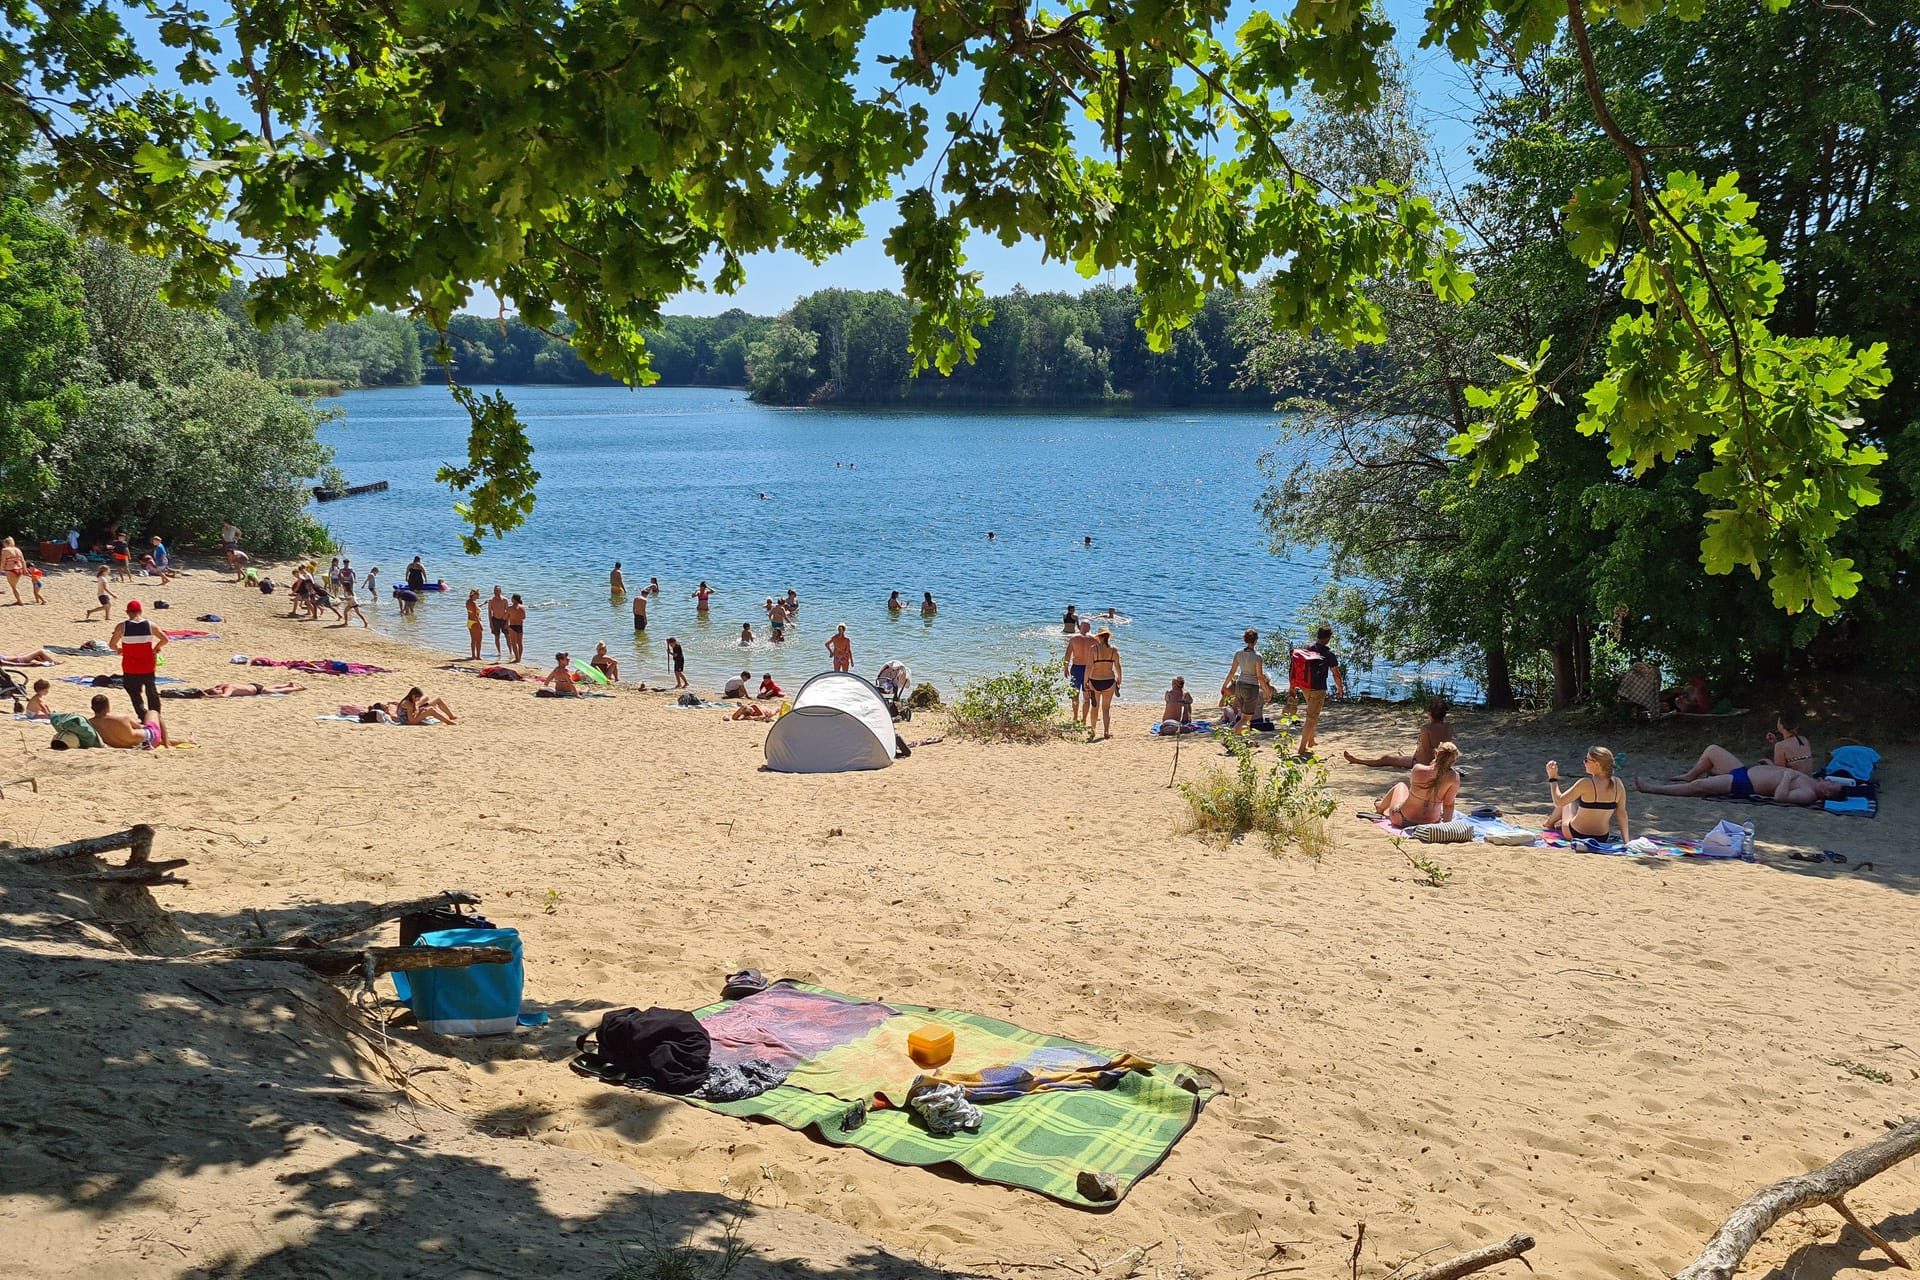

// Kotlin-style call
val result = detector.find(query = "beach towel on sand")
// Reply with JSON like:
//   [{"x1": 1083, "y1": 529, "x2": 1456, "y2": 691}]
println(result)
[
  {"x1": 1365, "y1": 812, "x2": 1742, "y2": 858},
  {"x1": 252, "y1": 658, "x2": 392, "y2": 675},
  {"x1": 572, "y1": 980, "x2": 1219, "y2": 1208}
]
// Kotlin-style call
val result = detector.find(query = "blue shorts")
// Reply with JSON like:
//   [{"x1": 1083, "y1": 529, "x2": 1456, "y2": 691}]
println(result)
[{"x1": 1069, "y1": 664, "x2": 1086, "y2": 690}]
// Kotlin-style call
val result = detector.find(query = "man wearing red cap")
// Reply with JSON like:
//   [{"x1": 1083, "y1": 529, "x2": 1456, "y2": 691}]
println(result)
[{"x1": 109, "y1": 600, "x2": 169, "y2": 726}]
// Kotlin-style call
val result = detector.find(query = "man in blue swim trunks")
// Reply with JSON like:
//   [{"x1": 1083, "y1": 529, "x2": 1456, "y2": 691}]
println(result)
[
  {"x1": 1064, "y1": 620, "x2": 1096, "y2": 721},
  {"x1": 1636, "y1": 762, "x2": 1852, "y2": 806}
]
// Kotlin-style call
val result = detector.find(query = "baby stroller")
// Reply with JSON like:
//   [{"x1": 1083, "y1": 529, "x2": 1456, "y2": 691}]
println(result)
[
  {"x1": 1, "y1": 665, "x2": 31, "y2": 710},
  {"x1": 875, "y1": 661, "x2": 912, "y2": 721}
]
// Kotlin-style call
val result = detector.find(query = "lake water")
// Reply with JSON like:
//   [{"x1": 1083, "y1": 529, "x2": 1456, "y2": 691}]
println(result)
[{"x1": 317, "y1": 385, "x2": 1449, "y2": 699}]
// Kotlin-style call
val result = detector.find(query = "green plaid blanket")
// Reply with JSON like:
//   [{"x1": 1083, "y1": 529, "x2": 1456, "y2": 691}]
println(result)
[{"x1": 583, "y1": 981, "x2": 1220, "y2": 1209}]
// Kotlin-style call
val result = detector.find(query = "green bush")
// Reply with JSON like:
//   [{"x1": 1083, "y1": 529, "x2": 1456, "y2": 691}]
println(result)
[
  {"x1": 1181, "y1": 733, "x2": 1336, "y2": 856},
  {"x1": 949, "y1": 662, "x2": 1069, "y2": 741},
  {"x1": 908, "y1": 681, "x2": 942, "y2": 710}
]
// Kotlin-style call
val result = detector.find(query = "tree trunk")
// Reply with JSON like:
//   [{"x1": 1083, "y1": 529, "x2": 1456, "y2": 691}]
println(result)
[
  {"x1": 1551, "y1": 632, "x2": 1576, "y2": 710},
  {"x1": 1484, "y1": 633, "x2": 1517, "y2": 710}
]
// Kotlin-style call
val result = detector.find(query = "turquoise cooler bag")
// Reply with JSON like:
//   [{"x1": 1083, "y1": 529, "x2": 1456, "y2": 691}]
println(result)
[{"x1": 391, "y1": 927, "x2": 525, "y2": 1035}]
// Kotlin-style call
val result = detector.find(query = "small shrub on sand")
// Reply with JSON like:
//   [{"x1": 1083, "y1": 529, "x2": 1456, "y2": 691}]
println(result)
[
  {"x1": 1181, "y1": 733, "x2": 1335, "y2": 856},
  {"x1": 607, "y1": 1205, "x2": 751, "y2": 1280},
  {"x1": 949, "y1": 662, "x2": 1070, "y2": 741},
  {"x1": 908, "y1": 681, "x2": 942, "y2": 710}
]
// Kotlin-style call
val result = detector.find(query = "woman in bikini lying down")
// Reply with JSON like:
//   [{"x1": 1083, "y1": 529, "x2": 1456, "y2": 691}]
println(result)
[
  {"x1": 1545, "y1": 746, "x2": 1629, "y2": 841},
  {"x1": 1374, "y1": 742, "x2": 1461, "y2": 828}
]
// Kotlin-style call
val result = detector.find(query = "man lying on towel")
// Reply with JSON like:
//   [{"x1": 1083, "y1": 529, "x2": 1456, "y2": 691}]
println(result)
[{"x1": 1636, "y1": 762, "x2": 1854, "y2": 806}]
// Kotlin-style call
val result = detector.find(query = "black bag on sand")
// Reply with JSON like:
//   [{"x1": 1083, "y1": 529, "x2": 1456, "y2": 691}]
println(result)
[
  {"x1": 399, "y1": 903, "x2": 496, "y2": 946},
  {"x1": 578, "y1": 1007, "x2": 711, "y2": 1093}
]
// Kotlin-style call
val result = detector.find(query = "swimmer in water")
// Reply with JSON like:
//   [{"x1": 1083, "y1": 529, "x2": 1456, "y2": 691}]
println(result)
[
  {"x1": 739, "y1": 621, "x2": 755, "y2": 645},
  {"x1": 921, "y1": 591, "x2": 938, "y2": 617},
  {"x1": 887, "y1": 590, "x2": 903, "y2": 612}
]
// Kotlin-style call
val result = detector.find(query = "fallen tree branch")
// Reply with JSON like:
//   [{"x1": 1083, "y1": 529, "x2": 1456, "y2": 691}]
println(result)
[
  {"x1": 1396, "y1": 1233, "x2": 1535, "y2": 1280},
  {"x1": 1674, "y1": 1117, "x2": 1920, "y2": 1280},
  {"x1": 66, "y1": 859, "x2": 190, "y2": 886},
  {"x1": 201, "y1": 944, "x2": 512, "y2": 978},
  {"x1": 13, "y1": 824, "x2": 155, "y2": 865},
  {"x1": 272, "y1": 890, "x2": 481, "y2": 947}
]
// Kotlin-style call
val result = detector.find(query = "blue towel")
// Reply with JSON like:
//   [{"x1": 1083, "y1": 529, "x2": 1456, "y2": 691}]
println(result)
[
  {"x1": 1824, "y1": 795, "x2": 1875, "y2": 815},
  {"x1": 1149, "y1": 720, "x2": 1211, "y2": 735},
  {"x1": 1824, "y1": 745, "x2": 1880, "y2": 783}
]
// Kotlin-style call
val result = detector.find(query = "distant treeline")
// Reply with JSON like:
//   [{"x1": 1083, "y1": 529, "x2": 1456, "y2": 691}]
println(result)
[{"x1": 236, "y1": 286, "x2": 1287, "y2": 407}]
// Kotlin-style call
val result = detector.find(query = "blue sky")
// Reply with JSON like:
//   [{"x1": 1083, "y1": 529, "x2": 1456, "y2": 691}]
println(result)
[{"x1": 665, "y1": 0, "x2": 1488, "y2": 315}]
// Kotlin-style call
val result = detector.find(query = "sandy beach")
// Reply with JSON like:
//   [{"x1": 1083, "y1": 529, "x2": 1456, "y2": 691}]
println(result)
[{"x1": 2, "y1": 559, "x2": 1915, "y2": 1279}]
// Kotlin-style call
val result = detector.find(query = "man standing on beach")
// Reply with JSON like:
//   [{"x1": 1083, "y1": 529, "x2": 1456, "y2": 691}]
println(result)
[
  {"x1": 486, "y1": 586, "x2": 509, "y2": 659},
  {"x1": 109, "y1": 600, "x2": 168, "y2": 729},
  {"x1": 1295, "y1": 624, "x2": 1345, "y2": 758},
  {"x1": 1064, "y1": 620, "x2": 1096, "y2": 721},
  {"x1": 219, "y1": 519, "x2": 241, "y2": 570}
]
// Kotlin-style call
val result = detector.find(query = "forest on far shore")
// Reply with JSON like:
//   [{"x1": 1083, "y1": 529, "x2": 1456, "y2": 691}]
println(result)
[{"x1": 249, "y1": 285, "x2": 1288, "y2": 410}]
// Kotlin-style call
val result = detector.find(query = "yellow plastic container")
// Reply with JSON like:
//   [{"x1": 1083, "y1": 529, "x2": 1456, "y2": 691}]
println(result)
[{"x1": 907, "y1": 1025, "x2": 954, "y2": 1068}]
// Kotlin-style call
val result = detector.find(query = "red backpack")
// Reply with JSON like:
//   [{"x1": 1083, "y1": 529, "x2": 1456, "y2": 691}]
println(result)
[{"x1": 1288, "y1": 647, "x2": 1320, "y2": 691}]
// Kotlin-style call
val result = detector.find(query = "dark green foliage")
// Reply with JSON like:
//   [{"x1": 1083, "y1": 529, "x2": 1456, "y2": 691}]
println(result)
[
  {"x1": 747, "y1": 285, "x2": 1263, "y2": 407},
  {"x1": 0, "y1": 171, "x2": 88, "y2": 517},
  {"x1": 0, "y1": 200, "x2": 338, "y2": 557}
]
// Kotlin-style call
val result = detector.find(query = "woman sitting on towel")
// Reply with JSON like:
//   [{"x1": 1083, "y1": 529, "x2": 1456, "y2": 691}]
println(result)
[
  {"x1": 1545, "y1": 746, "x2": 1630, "y2": 841},
  {"x1": 1374, "y1": 742, "x2": 1461, "y2": 827},
  {"x1": 590, "y1": 642, "x2": 620, "y2": 683},
  {"x1": 536, "y1": 653, "x2": 580, "y2": 697},
  {"x1": 397, "y1": 687, "x2": 459, "y2": 724},
  {"x1": 1765, "y1": 706, "x2": 1814, "y2": 775}
]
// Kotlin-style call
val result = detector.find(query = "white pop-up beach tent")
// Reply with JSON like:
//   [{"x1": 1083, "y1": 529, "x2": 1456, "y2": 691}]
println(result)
[{"x1": 764, "y1": 672, "x2": 897, "y2": 773}]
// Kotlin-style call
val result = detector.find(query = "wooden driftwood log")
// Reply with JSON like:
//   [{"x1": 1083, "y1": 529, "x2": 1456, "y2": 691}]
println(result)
[
  {"x1": 1674, "y1": 1117, "x2": 1920, "y2": 1280},
  {"x1": 204, "y1": 944, "x2": 512, "y2": 979},
  {"x1": 273, "y1": 890, "x2": 481, "y2": 947},
  {"x1": 14, "y1": 824, "x2": 155, "y2": 865},
  {"x1": 1396, "y1": 1233, "x2": 1535, "y2": 1280},
  {"x1": 3, "y1": 825, "x2": 188, "y2": 952}
]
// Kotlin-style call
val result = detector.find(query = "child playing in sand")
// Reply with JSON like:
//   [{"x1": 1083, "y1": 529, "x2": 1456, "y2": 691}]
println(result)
[
  {"x1": 25, "y1": 679, "x2": 50, "y2": 718},
  {"x1": 757, "y1": 673, "x2": 783, "y2": 699},
  {"x1": 84, "y1": 567, "x2": 114, "y2": 620}
]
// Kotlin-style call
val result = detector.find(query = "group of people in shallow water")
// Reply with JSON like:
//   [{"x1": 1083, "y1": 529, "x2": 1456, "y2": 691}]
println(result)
[{"x1": 1358, "y1": 702, "x2": 1856, "y2": 836}]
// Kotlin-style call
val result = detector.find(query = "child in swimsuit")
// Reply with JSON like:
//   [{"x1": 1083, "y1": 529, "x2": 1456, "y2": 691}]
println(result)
[{"x1": 85, "y1": 568, "x2": 114, "y2": 620}]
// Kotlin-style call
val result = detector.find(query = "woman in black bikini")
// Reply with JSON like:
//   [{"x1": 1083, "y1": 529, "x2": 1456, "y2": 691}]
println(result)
[
  {"x1": 1375, "y1": 742, "x2": 1461, "y2": 827},
  {"x1": 1545, "y1": 746, "x2": 1629, "y2": 841},
  {"x1": 1765, "y1": 706, "x2": 1814, "y2": 775},
  {"x1": 1082, "y1": 628, "x2": 1122, "y2": 740}
]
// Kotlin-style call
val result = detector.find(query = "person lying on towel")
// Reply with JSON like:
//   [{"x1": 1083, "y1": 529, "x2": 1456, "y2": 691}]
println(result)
[
  {"x1": 1636, "y1": 762, "x2": 1855, "y2": 806},
  {"x1": 1347, "y1": 697, "x2": 1454, "y2": 770}
]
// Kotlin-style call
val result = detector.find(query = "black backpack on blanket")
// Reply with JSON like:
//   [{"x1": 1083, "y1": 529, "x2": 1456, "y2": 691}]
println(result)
[{"x1": 577, "y1": 1007, "x2": 711, "y2": 1093}]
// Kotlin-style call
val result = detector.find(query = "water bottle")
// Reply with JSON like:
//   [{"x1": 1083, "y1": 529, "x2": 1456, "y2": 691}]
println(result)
[{"x1": 1741, "y1": 821, "x2": 1756, "y2": 858}]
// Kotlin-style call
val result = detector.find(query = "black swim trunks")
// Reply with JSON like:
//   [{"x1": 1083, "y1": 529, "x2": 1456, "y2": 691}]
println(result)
[{"x1": 490, "y1": 617, "x2": 506, "y2": 636}]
